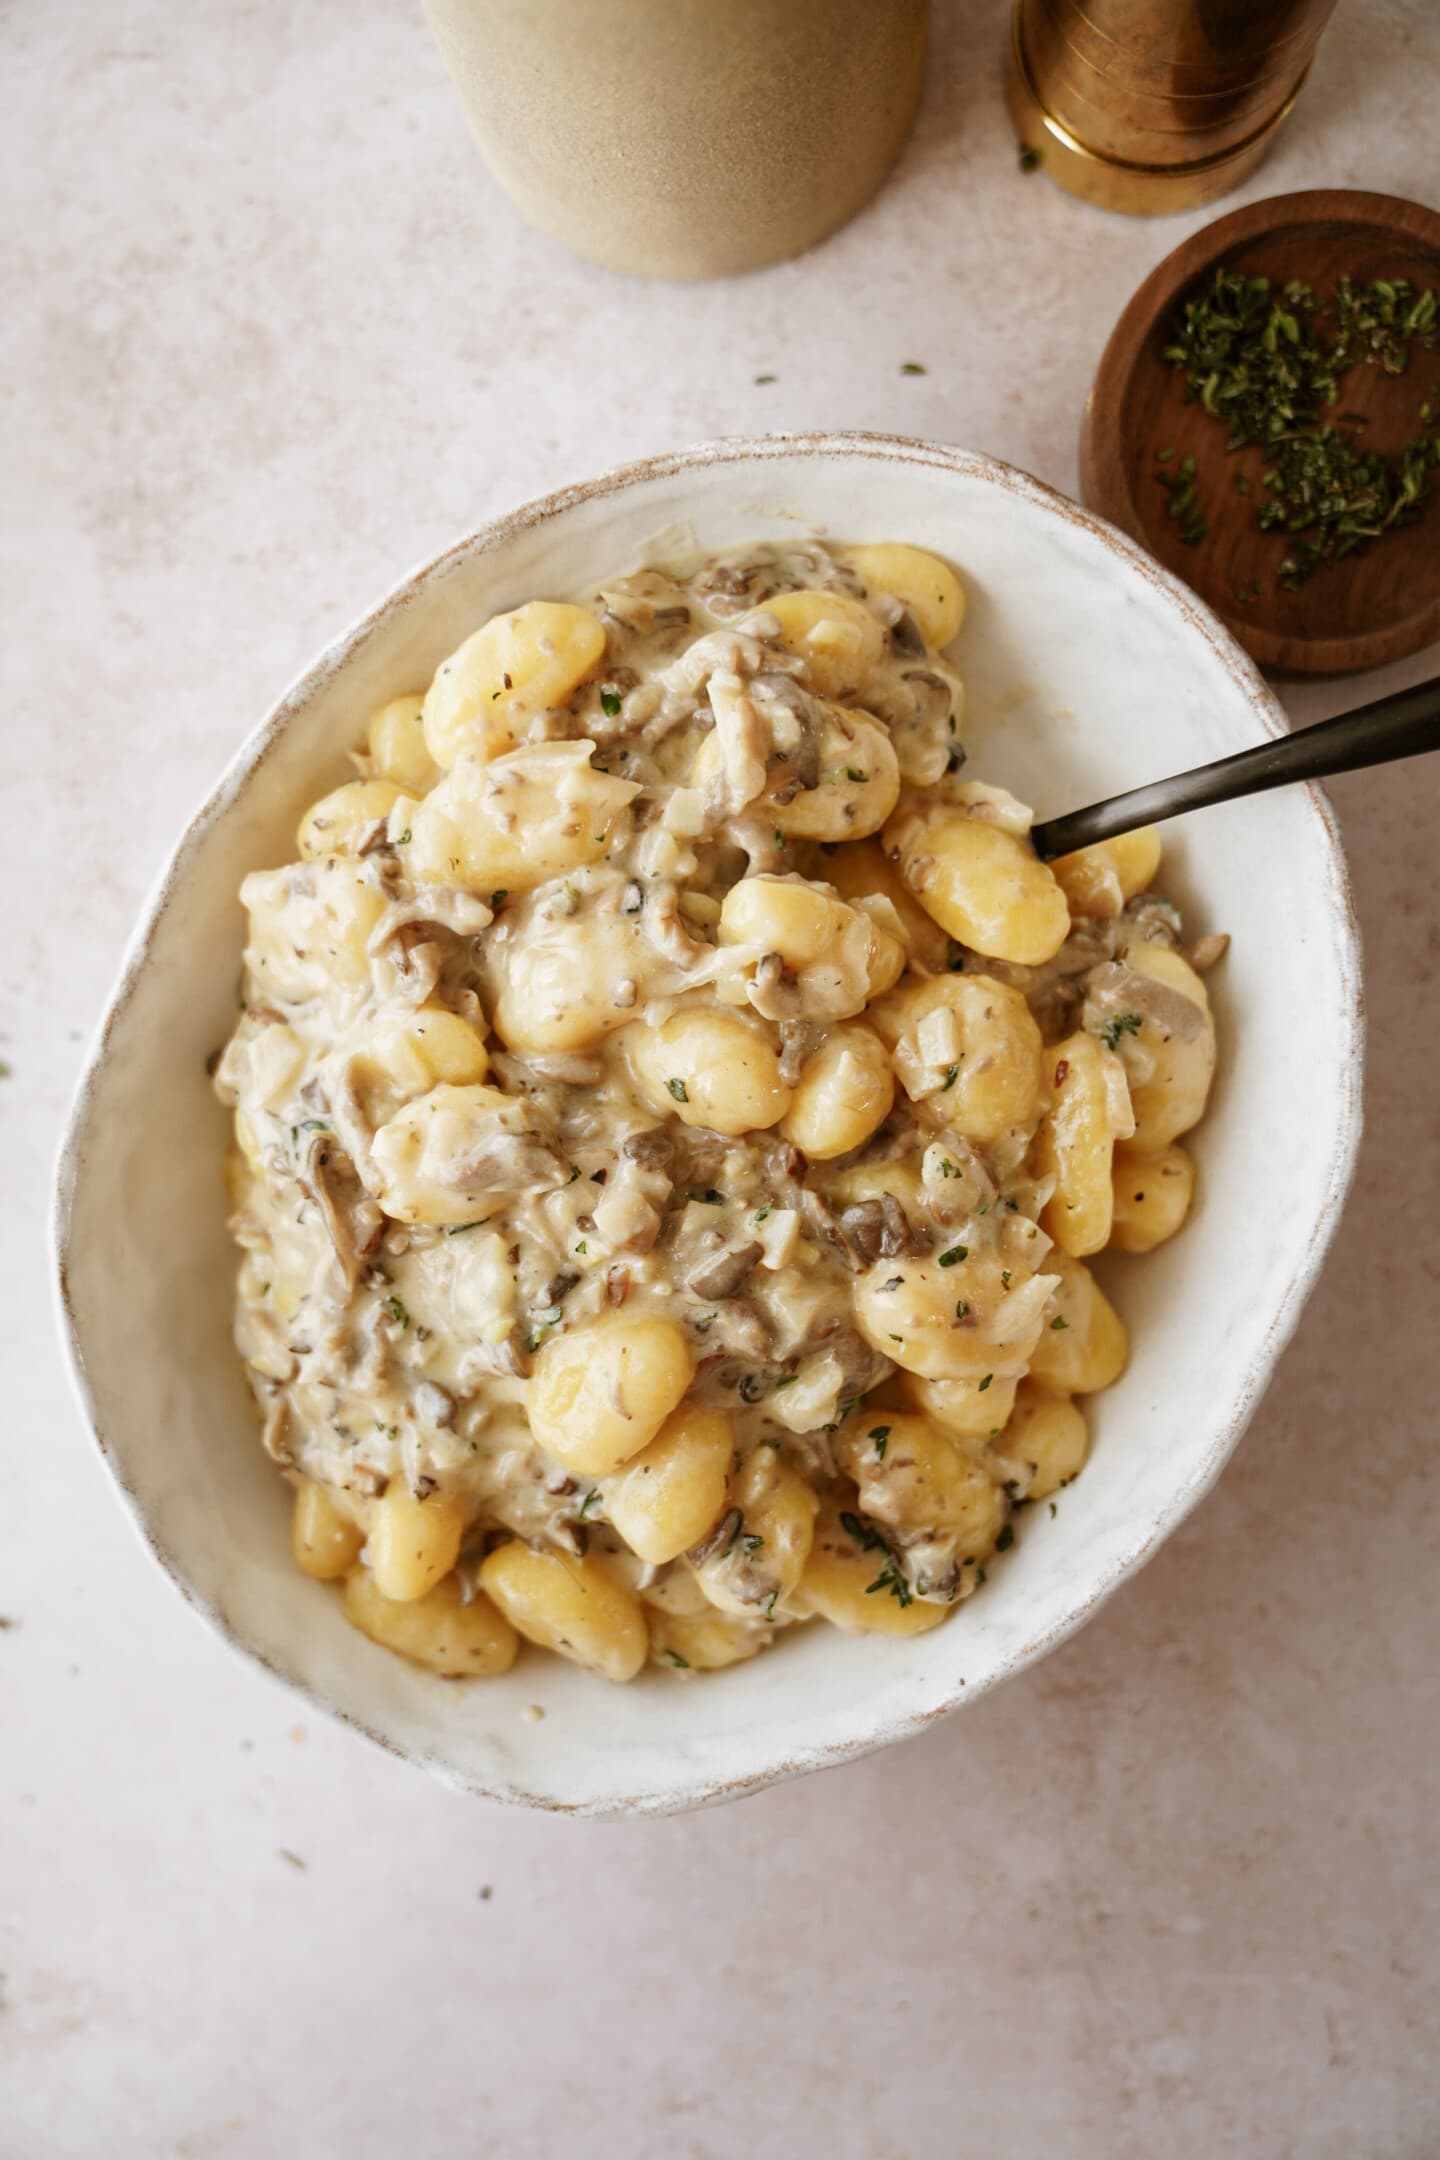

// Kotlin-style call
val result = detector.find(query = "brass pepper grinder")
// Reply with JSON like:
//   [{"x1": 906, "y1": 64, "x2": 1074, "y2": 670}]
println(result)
[{"x1": 1007, "y1": 0, "x2": 1339, "y2": 214}]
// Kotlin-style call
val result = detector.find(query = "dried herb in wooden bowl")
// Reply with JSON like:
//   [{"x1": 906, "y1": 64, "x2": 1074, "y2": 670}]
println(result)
[{"x1": 1161, "y1": 268, "x2": 1440, "y2": 587}]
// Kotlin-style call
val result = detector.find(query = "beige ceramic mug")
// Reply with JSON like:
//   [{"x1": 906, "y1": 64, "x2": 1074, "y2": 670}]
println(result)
[{"x1": 424, "y1": 0, "x2": 929, "y2": 280}]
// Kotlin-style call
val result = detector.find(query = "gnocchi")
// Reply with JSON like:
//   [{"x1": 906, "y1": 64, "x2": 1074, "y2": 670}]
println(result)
[
  {"x1": 479, "y1": 1543, "x2": 648, "y2": 1682},
  {"x1": 630, "y1": 1007, "x2": 792, "y2": 1137},
  {"x1": 406, "y1": 740, "x2": 640, "y2": 897},
  {"x1": 1110, "y1": 1142, "x2": 1195, "y2": 1252},
  {"x1": 343, "y1": 1569, "x2": 519, "y2": 1677},
  {"x1": 529, "y1": 1312, "x2": 696, "y2": 1476},
  {"x1": 871, "y1": 971, "x2": 1043, "y2": 1144},
  {"x1": 422, "y1": 601, "x2": 607, "y2": 768},
  {"x1": 885, "y1": 797, "x2": 1071, "y2": 966},
  {"x1": 367, "y1": 693, "x2": 439, "y2": 795}
]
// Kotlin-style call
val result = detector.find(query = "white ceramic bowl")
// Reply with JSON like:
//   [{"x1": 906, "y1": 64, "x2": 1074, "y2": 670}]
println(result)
[{"x1": 53, "y1": 434, "x2": 1362, "y2": 1817}]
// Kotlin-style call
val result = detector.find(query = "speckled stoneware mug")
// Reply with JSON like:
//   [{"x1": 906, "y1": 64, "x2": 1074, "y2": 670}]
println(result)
[{"x1": 423, "y1": 0, "x2": 929, "y2": 279}]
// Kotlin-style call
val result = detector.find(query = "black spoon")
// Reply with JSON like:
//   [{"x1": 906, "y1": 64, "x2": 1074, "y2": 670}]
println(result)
[{"x1": 1029, "y1": 674, "x2": 1440, "y2": 861}]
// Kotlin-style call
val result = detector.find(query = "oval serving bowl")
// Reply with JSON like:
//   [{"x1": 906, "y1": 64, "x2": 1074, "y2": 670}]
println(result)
[{"x1": 53, "y1": 434, "x2": 1362, "y2": 1817}]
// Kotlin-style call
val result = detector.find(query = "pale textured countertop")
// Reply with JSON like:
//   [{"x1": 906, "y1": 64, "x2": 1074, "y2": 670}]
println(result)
[{"x1": 4, "y1": 4, "x2": 1438, "y2": 2155}]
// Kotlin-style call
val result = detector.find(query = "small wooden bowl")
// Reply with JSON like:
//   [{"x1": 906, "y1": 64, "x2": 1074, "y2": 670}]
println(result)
[{"x1": 1081, "y1": 189, "x2": 1440, "y2": 675}]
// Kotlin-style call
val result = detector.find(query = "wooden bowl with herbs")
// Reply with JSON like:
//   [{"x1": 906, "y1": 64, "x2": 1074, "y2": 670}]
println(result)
[{"x1": 1081, "y1": 189, "x2": 1440, "y2": 676}]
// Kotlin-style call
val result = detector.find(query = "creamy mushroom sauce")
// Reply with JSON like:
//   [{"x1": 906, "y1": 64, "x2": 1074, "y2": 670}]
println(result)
[{"x1": 216, "y1": 539, "x2": 1221, "y2": 1681}]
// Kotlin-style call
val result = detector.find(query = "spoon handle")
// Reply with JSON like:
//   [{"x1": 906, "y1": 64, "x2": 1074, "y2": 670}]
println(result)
[{"x1": 1030, "y1": 674, "x2": 1440, "y2": 861}]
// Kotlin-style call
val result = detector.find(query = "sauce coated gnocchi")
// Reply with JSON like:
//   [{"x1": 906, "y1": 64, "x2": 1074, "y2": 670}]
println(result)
[{"x1": 216, "y1": 539, "x2": 1222, "y2": 1685}]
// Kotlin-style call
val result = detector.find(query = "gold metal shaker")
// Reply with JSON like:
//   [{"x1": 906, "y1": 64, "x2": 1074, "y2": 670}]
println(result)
[{"x1": 1007, "y1": 0, "x2": 1339, "y2": 214}]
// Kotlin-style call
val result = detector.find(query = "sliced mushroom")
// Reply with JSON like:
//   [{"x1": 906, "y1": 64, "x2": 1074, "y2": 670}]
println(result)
[
  {"x1": 369, "y1": 887, "x2": 495, "y2": 953},
  {"x1": 837, "y1": 1193, "x2": 927, "y2": 1263},
  {"x1": 798, "y1": 1186, "x2": 856, "y2": 1268},
  {"x1": 689, "y1": 1505, "x2": 743, "y2": 1565},
  {"x1": 746, "y1": 950, "x2": 801, "y2": 1022},
  {"x1": 1119, "y1": 894, "x2": 1183, "y2": 950},
  {"x1": 622, "y1": 1126, "x2": 676, "y2": 1174},
  {"x1": 685, "y1": 1240, "x2": 764, "y2": 1300},
  {"x1": 260, "y1": 1396, "x2": 293, "y2": 1466},
  {"x1": 766, "y1": 724, "x2": 822, "y2": 803},
  {"x1": 644, "y1": 880, "x2": 706, "y2": 968},
  {"x1": 415, "y1": 1380, "x2": 456, "y2": 1428},
  {"x1": 489, "y1": 1049, "x2": 605, "y2": 1090},
  {"x1": 1185, "y1": 932, "x2": 1230, "y2": 973},
  {"x1": 436, "y1": 1121, "x2": 570, "y2": 1198},
  {"x1": 777, "y1": 1018, "x2": 824, "y2": 1088},
  {"x1": 1084, "y1": 961, "x2": 1207, "y2": 1042},
  {"x1": 801, "y1": 1319, "x2": 890, "y2": 1401},
  {"x1": 699, "y1": 561, "x2": 758, "y2": 601},
  {"x1": 297, "y1": 1133, "x2": 385, "y2": 1298}
]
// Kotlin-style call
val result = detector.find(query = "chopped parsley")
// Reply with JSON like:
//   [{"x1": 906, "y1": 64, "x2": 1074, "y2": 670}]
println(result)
[
  {"x1": 772, "y1": 1374, "x2": 799, "y2": 1391},
  {"x1": 1050, "y1": 1314, "x2": 1069, "y2": 1331},
  {"x1": 666, "y1": 1077, "x2": 689, "y2": 1102},
  {"x1": 578, "y1": 1489, "x2": 602, "y2": 1520},
  {"x1": 753, "y1": 1204, "x2": 772, "y2": 1224},
  {"x1": 662, "y1": 1649, "x2": 690, "y2": 1668},
  {"x1": 1001, "y1": 1269, "x2": 1012, "y2": 1288},
  {"x1": 843, "y1": 767, "x2": 869, "y2": 783},
  {"x1": 840, "y1": 1511, "x2": 886, "y2": 1553},
  {"x1": 900, "y1": 360, "x2": 927, "y2": 376},
  {"x1": 600, "y1": 688, "x2": 623, "y2": 717},
  {"x1": 290, "y1": 1118, "x2": 332, "y2": 1143},
  {"x1": 395, "y1": 827, "x2": 411, "y2": 845},
  {"x1": 384, "y1": 1295, "x2": 410, "y2": 1331},
  {"x1": 1162, "y1": 266, "x2": 1440, "y2": 586},
  {"x1": 445, "y1": 1219, "x2": 486, "y2": 1236},
  {"x1": 954, "y1": 1301, "x2": 969, "y2": 1321},
  {"x1": 978, "y1": 1374, "x2": 993, "y2": 1393},
  {"x1": 941, "y1": 1064, "x2": 959, "y2": 1090},
  {"x1": 762, "y1": 1591, "x2": 778, "y2": 1621},
  {"x1": 869, "y1": 1425, "x2": 891, "y2": 1459},
  {"x1": 866, "y1": 1555, "x2": 913, "y2": 1608},
  {"x1": 938, "y1": 1244, "x2": 969, "y2": 1267},
  {"x1": 1099, "y1": 1010, "x2": 1143, "y2": 1049},
  {"x1": 490, "y1": 889, "x2": 508, "y2": 908}
]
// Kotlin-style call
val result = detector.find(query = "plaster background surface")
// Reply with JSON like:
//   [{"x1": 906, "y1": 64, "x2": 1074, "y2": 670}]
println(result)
[{"x1": 2, "y1": 4, "x2": 1437, "y2": 2153}]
